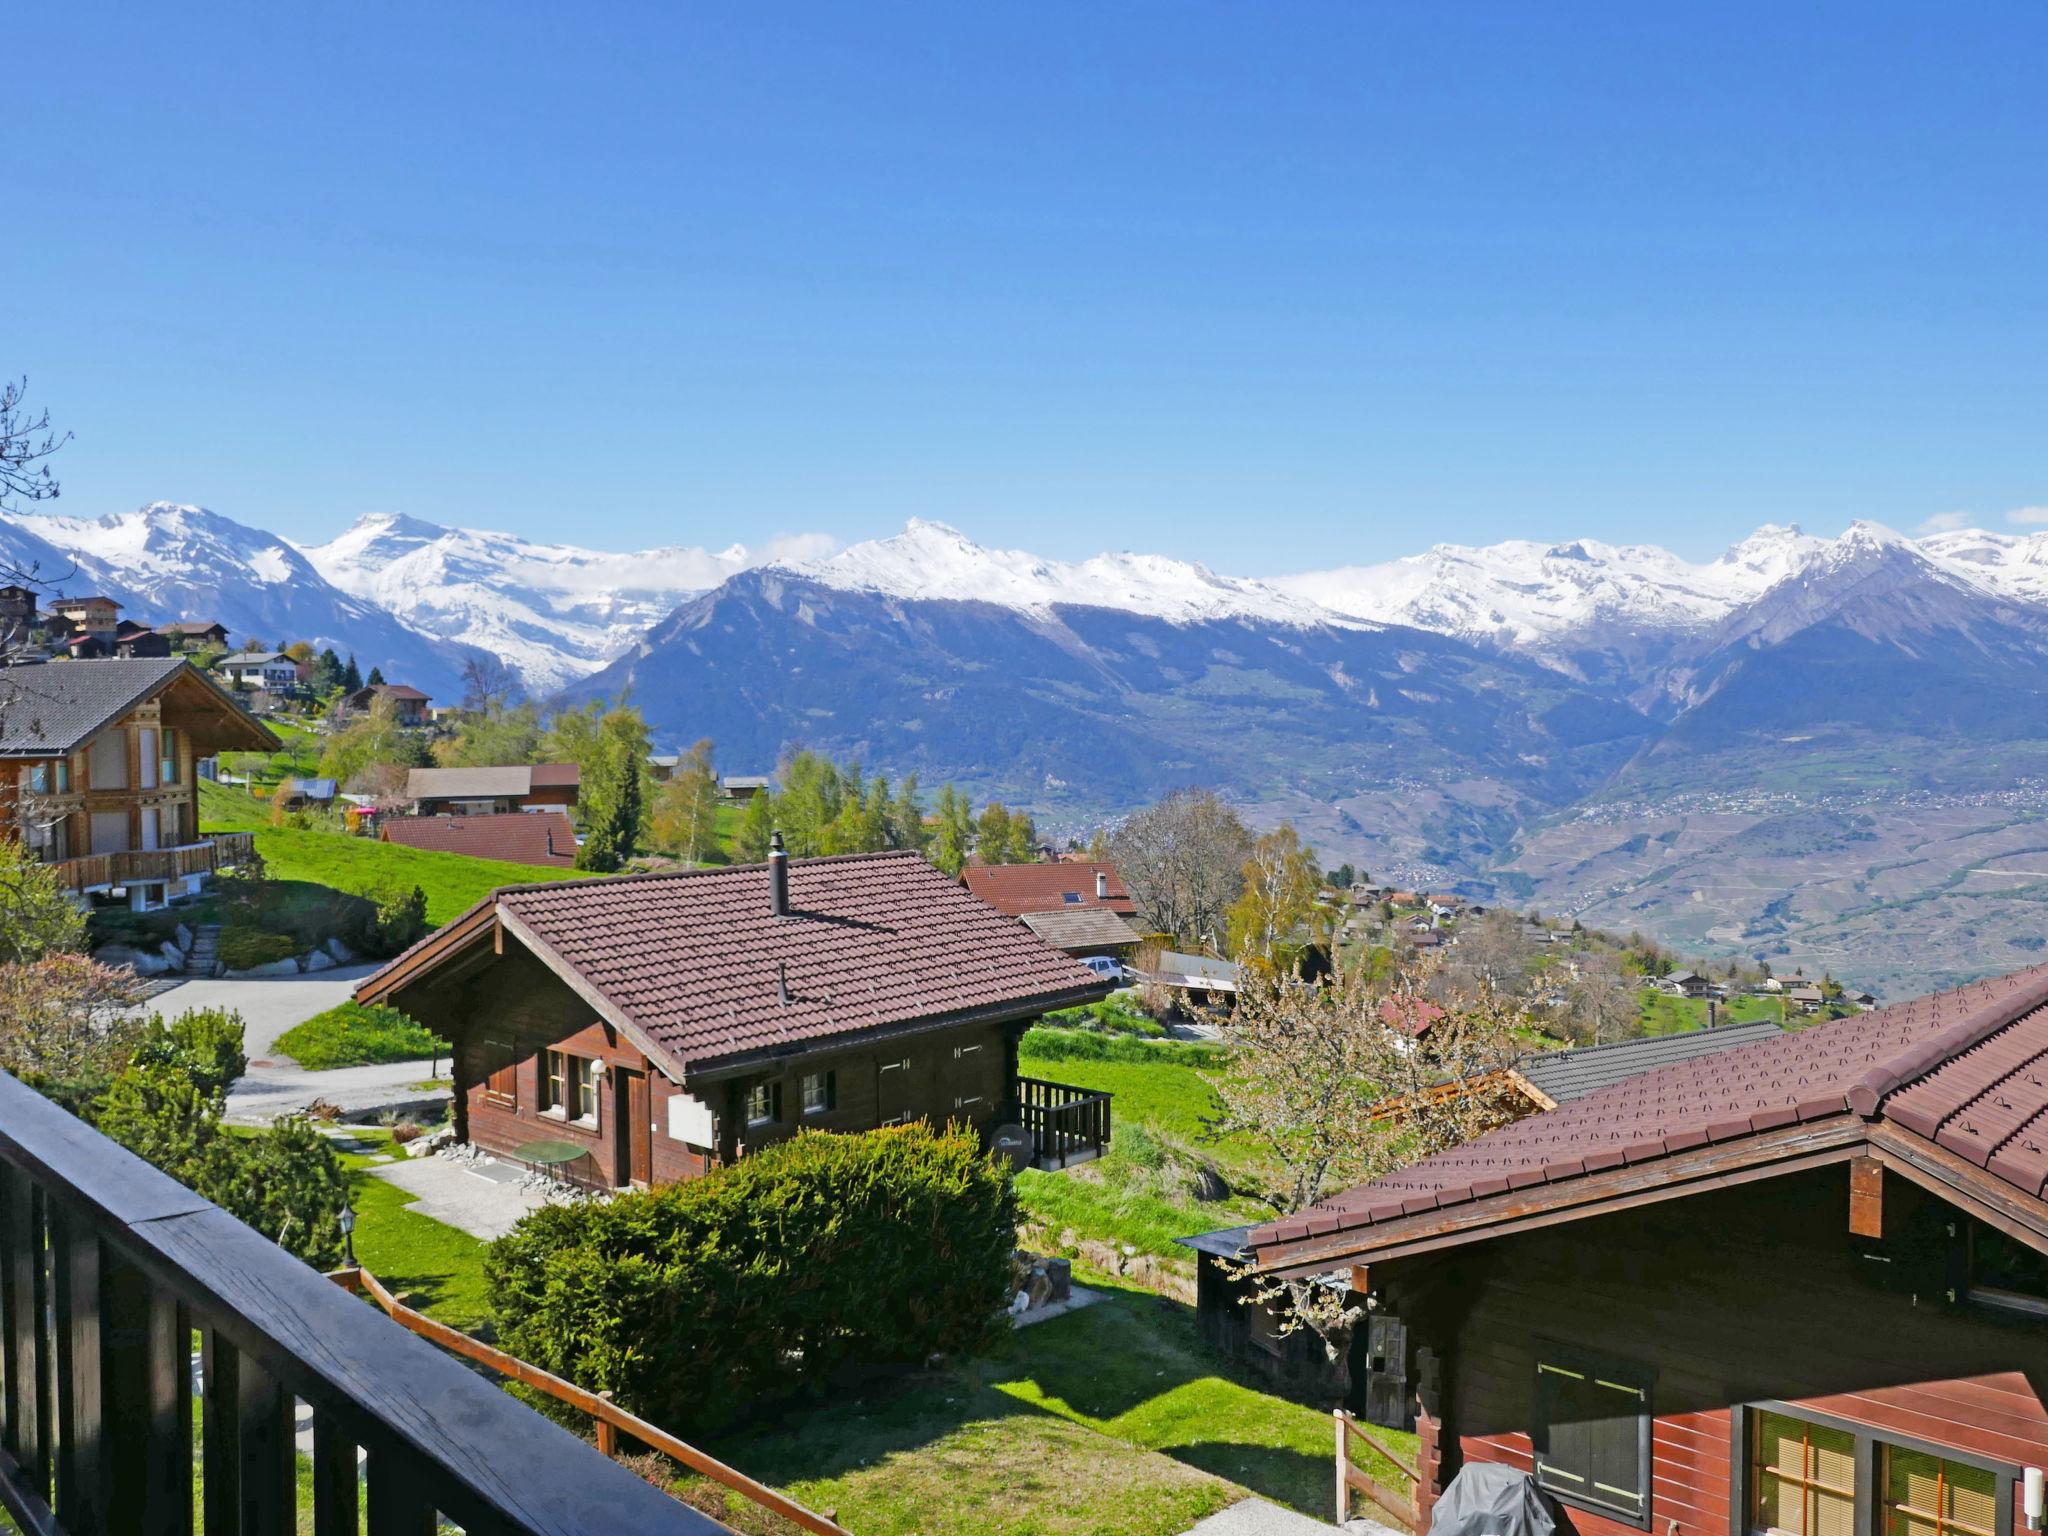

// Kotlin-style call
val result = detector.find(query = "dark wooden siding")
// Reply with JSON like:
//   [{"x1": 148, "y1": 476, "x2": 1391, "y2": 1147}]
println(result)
[
  {"x1": 442, "y1": 945, "x2": 1015, "y2": 1189},
  {"x1": 1376, "y1": 1166, "x2": 2048, "y2": 1536}
]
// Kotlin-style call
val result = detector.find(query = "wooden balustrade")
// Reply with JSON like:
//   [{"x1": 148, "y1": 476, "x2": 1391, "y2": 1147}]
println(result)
[
  {"x1": 1013, "y1": 1076, "x2": 1113, "y2": 1169},
  {"x1": 1335, "y1": 1407, "x2": 1422, "y2": 1529},
  {"x1": 43, "y1": 839, "x2": 241, "y2": 894},
  {"x1": 0, "y1": 1069, "x2": 731, "y2": 1535}
]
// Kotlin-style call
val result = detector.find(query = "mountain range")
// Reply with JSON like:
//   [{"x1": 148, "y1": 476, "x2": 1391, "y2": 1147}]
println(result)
[{"x1": 15, "y1": 499, "x2": 2048, "y2": 994}]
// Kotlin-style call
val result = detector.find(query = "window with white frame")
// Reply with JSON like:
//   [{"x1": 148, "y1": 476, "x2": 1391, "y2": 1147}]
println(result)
[
  {"x1": 747, "y1": 1081, "x2": 781, "y2": 1126},
  {"x1": 801, "y1": 1071, "x2": 835, "y2": 1116}
]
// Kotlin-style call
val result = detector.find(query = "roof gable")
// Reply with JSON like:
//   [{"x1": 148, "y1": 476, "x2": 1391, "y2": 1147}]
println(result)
[
  {"x1": 1252, "y1": 964, "x2": 2048, "y2": 1270},
  {"x1": 960, "y1": 861, "x2": 1136, "y2": 917},
  {"x1": 362, "y1": 850, "x2": 1112, "y2": 1075},
  {"x1": 0, "y1": 658, "x2": 276, "y2": 758}
]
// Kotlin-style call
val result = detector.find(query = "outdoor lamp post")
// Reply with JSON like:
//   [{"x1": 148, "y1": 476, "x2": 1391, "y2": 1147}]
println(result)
[{"x1": 338, "y1": 1196, "x2": 357, "y2": 1269}]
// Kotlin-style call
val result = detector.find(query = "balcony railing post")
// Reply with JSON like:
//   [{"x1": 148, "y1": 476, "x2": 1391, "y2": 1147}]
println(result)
[
  {"x1": 49, "y1": 1204, "x2": 107, "y2": 1532},
  {"x1": 234, "y1": 1346, "x2": 295, "y2": 1532},
  {"x1": 0, "y1": 1163, "x2": 51, "y2": 1506},
  {"x1": 100, "y1": 1248, "x2": 193, "y2": 1536},
  {"x1": 200, "y1": 1327, "x2": 239, "y2": 1534},
  {"x1": 366, "y1": 1442, "x2": 439, "y2": 1536},
  {"x1": 313, "y1": 1414, "x2": 360, "y2": 1536}
]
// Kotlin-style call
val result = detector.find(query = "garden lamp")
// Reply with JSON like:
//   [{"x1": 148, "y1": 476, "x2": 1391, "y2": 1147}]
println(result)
[{"x1": 337, "y1": 1197, "x2": 357, "y2": 1269}]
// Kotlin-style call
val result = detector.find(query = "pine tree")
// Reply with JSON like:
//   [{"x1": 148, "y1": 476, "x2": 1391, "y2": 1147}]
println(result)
[
  {"x1": 340, "y1": 655, "x2": 363, "y2": 693},
  {"x1": 366, "y1": 665, "x2": 385, "y2": 687},
  {"x1": 574, "y1": 703, "x2": 650, "y2": 872}
]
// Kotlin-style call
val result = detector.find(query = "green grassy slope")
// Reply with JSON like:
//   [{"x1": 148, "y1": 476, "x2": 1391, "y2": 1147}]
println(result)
[{"x1": 198, "y1": 780, "x2": 588, "y2": 925}]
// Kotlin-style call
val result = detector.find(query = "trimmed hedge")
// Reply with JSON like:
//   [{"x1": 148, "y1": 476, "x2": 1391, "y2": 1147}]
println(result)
[{"x1": 484, "y1": 1123, "x2": 1015, "y2": 1432}]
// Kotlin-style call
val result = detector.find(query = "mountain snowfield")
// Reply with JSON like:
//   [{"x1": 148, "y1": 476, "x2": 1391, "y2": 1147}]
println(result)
[{"x1": 12, "y1": 499, "x2": 2048, "y2": 697}]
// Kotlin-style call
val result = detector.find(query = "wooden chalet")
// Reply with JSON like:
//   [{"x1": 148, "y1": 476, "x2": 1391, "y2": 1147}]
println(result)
[
  {"x1": 355, "y1": 836, "x2": 1117, "y2": 1189},
  {"x1": 343, "y1": 682, "x2": 431, "y2": 724},
  {"x1": 1, "y1": 658, "x2": 275, "y2": 907},
  {"x1": 403, "y1": 763, "x2": 578, "y2": 815},
  {"x1": 1247, "y1": 966, "x2": 2048, "y2": 1536}
]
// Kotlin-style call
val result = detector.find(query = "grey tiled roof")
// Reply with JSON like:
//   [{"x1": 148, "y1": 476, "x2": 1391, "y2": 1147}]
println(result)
[
  {"x1": 1517, "y1": 1019, "x2": 1786, "y2": 1104},
  {"x1": 1018, "y1": 907, "x2": 1143, "y2": 952},
  {"x1": 0, "y1": 658, "x2": 191, "y2": 756}
]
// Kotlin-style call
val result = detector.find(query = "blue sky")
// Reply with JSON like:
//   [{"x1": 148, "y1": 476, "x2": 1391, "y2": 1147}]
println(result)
[{"x1": 12, "y1": 2, "x2": 2045, "y2": 569}]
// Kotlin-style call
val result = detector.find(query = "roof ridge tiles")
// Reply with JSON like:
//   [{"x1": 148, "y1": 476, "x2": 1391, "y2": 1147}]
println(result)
[{"x1": 1849, "y1": 966, "x2": 2048, "y2": 1116}]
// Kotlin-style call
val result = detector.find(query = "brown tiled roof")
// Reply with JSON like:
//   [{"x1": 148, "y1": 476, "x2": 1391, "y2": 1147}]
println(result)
[
  {"x1": 1018, "y1": 908, "x2": 1143, "y2": 953},
  {"x1": 960, "y1": 861, "x2": 1137, "y2": 918},
  {"x1": 1252, "y1": 964, "x2": 2048, "y2": 1257},
  {"x1": 384, "y1": 851, "x2": 1111, "y2": 1075},
  {"x1": 381, "y1": 811, "x2": 578, "y2": 868}
]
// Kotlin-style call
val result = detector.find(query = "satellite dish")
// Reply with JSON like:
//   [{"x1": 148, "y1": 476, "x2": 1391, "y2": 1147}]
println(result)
[{"x1": 991, "y1": 1123, "x2": 1033, "y2": 1172}]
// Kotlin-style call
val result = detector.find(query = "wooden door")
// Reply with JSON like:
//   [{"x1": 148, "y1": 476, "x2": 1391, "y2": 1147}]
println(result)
[
  {"x1": 614, "y1": 1068, "x2": 651, "y2": 1186},
  {"x1": 876, "y1": 1055, "x2": 914, "y2": 1127}
]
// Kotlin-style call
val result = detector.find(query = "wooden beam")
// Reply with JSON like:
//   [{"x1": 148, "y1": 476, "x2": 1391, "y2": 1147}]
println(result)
[
  {"x1": 1849, "y1": 1156, "x2": 1884, "y2": 1238},
  {"x1": 1865, "y1": 1123, "x2": 2048, "y2": 1252}
]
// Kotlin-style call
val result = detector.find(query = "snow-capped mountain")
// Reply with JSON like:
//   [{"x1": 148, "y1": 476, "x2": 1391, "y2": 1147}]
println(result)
[
  {"x1": 295, "y1": 513, "x2": 835, "y2": 693},
  {"x1": 774, "y1": 517, "x2": 1351, "y2": 628},
  {"x1": 3, "y1": 502, "x2": 482, "y2": 697}
]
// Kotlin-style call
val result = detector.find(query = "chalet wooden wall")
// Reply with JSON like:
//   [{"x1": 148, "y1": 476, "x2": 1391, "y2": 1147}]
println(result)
[
  {"x1": 448, "y1": 945, "x2": 1015, "y2": 1191},
  {"x1": 1377, "y1": 1167, "x2": 2048, "y2": 1536}
]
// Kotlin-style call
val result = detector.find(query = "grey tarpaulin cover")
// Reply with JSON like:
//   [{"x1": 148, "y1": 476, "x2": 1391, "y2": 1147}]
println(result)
[{"x1": 1427, "y1": 1462, "x2": 1559, "y2": 1536}]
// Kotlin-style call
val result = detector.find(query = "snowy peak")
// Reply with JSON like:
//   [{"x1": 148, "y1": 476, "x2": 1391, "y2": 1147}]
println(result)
[{"x1": 776, "y1": 520, "x2": 1346, "y2": 626}]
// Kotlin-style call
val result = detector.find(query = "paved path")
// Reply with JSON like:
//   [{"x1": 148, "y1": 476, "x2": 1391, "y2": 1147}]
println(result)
[
  {"x1": 224, "y1": 1060, "x2": 449, "y2": 1126},
  {"x1": 365, "y1": 1155, "x2": 559, "y2": 1240},
  {"x1": 136, "y1": 966, "x2": 384, "y2": 1060},
  {"x1": 1182, "y1": 1499, "x2": 1410, "y2": 1536}
]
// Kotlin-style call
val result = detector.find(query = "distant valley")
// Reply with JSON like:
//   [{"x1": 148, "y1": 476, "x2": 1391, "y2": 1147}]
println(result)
[{"x1": 16, "y1": 501, "x2": 2048, "y2": 994}]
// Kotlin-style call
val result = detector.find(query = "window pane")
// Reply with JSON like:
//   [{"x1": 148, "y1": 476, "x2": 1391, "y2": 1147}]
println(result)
[
  {"x1": 1809, "y1": 1425, "x2": 1855, "y2": 1494},
  {"x1": 1757, "y1": 1413, "x2": 1808, "y2": 1478},
  {"x1": 1813, "y1": 1487, "x2": 1856, "y2": 1536},
  {"x1": 1945, "y1": 1463, "x2": 1998, "y2": 1536},
  {"x1": 1885, "y1": 1447, "x2": 2000, "y2": 1536}
]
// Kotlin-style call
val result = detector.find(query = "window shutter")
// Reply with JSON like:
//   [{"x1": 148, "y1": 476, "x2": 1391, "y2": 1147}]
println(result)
[{"x1": 1534, "y1": 1347, "x2": 1650, "y2": 1525}]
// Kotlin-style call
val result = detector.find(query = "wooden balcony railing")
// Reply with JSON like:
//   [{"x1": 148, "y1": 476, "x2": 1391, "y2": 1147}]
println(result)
[
  {"x1": 1013, "y1": 1076, "x2": 1113, "y2": 1170},
  {"x1": 43, "y1": 839, "x2": 245, "y2": 893},
  {"x1": 0, "y1": 1069, "x2": 731, "y2": 1535}
]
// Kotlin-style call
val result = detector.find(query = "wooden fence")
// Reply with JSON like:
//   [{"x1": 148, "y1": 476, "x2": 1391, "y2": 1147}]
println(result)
[
  {"x1": 1335, "y1": 1408, "x2": 1421, "y2": 1529},
  {"x1": 0, "y1": 1068, "x2": 726, "y2": 1535},
  {"x1": 336, "y1": 1265, "x2": 855, "y2": 1536}
]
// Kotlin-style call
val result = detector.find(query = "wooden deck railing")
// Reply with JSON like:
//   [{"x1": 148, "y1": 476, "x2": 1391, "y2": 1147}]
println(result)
[
  {"x1": 337, "y1": 1265, "x2": 854, "y2": 1536},
  {"x1": 1335, "y1": 1407, "x2": 1421, "y2": 1529},
  {"x1": 45, "y1": 840, "x2": 226, "y2": 893},
  {"x1": 0, "y1": 1069, "x2": 730, "y2": 1535},
  {"x1": 1014, "y1": 1076, "x2": 1112, "y2": 1169},
  {"x1": 207, "y1": 830, "x2": 257, "y2": 867}
]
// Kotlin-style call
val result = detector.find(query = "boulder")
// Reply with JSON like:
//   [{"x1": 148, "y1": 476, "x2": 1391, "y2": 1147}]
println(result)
[
  {"x1": 1045, "y1": 1256, "x2": 1073, "y2": 1302},
  {"x1": 303, "y1": 949, "x2": 335, "y2": 972},
  {"x1": 226, "y1": 958, "x2": 301, "y2": 979},
  {"x1": 324, "y1": 938, "x2": 356, "y2": 964},
  {"x1": 1191, "y1": 1166, "x2": 1231, "y2": 1202},
  {"x1": 94, "y1": 945, "x2": 171, "y2": 976},
  {"x1": 158, "y1": 941, "x2": 187, "y2": 972},
  {"x1": 174, "y1": 923, "x2": 194, "y2": 952}
]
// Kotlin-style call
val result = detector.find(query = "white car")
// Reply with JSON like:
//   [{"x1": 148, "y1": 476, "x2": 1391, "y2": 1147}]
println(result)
[{"x1": 1079, "y1": 956, "x2": 1125, "y2": 984}]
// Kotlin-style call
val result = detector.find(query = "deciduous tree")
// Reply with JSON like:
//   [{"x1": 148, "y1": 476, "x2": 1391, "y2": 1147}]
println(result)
[
  {"x1": 1225, "y1": 824, "x2": 1325, "y2": 968},
  {"x1": 1108, "y1": 788, "x2": 1253, "y2": 948},
  {"x1": 650, "y1": 739, "x2": 721, "y2": 864}
]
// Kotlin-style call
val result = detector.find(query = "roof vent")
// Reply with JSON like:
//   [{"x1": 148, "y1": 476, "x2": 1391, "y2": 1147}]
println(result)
[
  {"x1": 777, "y1": 961, "x2": 792, "y2": 1006},
  {"x1": 769, "y1": 831, "x2": 789, "y2": 917}
]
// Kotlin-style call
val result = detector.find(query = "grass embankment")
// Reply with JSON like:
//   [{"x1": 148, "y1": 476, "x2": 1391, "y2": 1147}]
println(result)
[
  {"x1": 1635, "y1": 989, "x2": 1788, "y2": 1035},
  {"x1": 200, "y1": 779, "x2": 585, "y2": 925},
  {"x1": 274, "y1": 1002, "x2": 449, "y2": 1070}
]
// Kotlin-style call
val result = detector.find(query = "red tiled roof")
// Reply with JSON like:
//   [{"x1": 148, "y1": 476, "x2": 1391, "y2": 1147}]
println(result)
[
  {"x1": 960, "y1": 861, "x2": 1137, "y2": 918},
  {"x1": 417, "y1": 850, "x2": 1111, "y2": 1074},
  {"x1": 1253, "y1": 963, "x2": 2048, "y2": 1255},
  {"x1": 380, "y1": 811, "x2": 578, "y2": 869}
]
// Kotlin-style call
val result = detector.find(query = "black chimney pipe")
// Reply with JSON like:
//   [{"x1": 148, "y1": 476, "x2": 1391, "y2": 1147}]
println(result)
[{"x1": 769, "y1": 830, "x2": 789, "y2": 917}]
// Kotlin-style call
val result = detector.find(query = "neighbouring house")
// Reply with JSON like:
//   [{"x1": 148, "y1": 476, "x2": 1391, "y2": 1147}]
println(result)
[
  {"x1": 111, "y1": 622, "x2": 171, "y2": 660},
  {"x1": 1662, "y1": 969, "x2": 1711, "y2": 998},
  {"x1": 44, "y1": 595, "x2": 123, "y2": 646},
  {"x1": 217, "y1": 650, "x2": 304, "y2": 692},
  {"x1": 1183, "y1": 1018, "x2": 1794, "y2": 1402},
  {"x1": 0, "y1": 584, "x2": 39, "y2": 647},
  {"x1": 721, "y1": 774, "x2": 772, "y2": 801},
  {"x1": 1760, "y1": 975, "x2": 1785, "y2": 993},
  {"x1": 156, "y1": 620, "x2": 231, "y2": 651},
  {"x1": 273, "y1": 777, "x2": 338, "y2": 810},
  {"x1": 1789, "y1": 983, "x2": 1827, "y2": 1014},
  {"x1": 962, "y1": 860, "x2": 1144, "y2": 959},
  {"x1": 960, "y1": 860, "x2": 1139, "y2": 919},
  {"x1": 380, "y1": 810, "x2": 578, "y2": 869},
  {"x1": 354, "y1": 839, "x2": 1116, "y2": 1189},
  {"x1": 342, "y1": 682, "x2": 430, "y2": 724},
  {"x1": 402, "y1": 763, "x2": 579, "y2": 816},
  {"x1": 648, "y1": 753, "x2": 680, "y2": 782},
  {"x1": 0, "y1": 658, "x2": 277, "y2": 908},
  {"x1": 1245, "y1": 965, "x2": 2048, "y2": 1536}
]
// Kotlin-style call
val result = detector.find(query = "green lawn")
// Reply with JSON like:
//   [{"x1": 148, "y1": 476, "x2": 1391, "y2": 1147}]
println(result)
[
  {"x1": 698, "y1": 1281, "x2": 1414, "y2": 1534},
  {"x1": 1635, "y1": 988, "x2": 1786, "y2": 1035},
  {"x1": 274, "y1": 1001, "x2": 449, "y2": 1070},
  {"x1": 335, "y1": 1127, "x2": 493, "y2": 1334},
  {"x1": 199, "y1": 779, "x2": 588, "y2": 925}
]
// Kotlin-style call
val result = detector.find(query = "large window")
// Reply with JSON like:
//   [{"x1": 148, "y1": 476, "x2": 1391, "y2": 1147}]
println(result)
[
  {"x1": 1885, "y1": 1449, "x2": 1999, "y2": 1536},
  {"x1": 1753, "y1": 1410, "x2": 1857, "y2": 1536},
  {"x1": 159, "y1": 728, "x2": 180, "y2": 786},
  {"x1": 541, "y1": 1050, "x2": 598, "y2": 1124},
  {"x1": 25, "y1": 761, "x2": 69, "y2": 796},
  {"x1": 1532, "y1": 1343, "x2": 1652, "y2": 1526},
  {"x1": 87, "y1": 732, "x2": 127, "y2": 790},
  {"x1": 1741, "y1": 1407, "x2": 2013, "y2": 1536}
]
